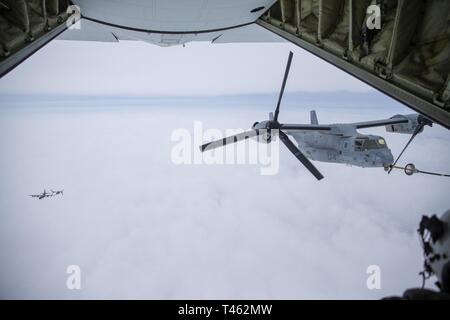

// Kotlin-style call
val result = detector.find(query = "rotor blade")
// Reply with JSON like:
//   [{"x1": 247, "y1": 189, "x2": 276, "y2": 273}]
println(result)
[
  {"x1": 278, "y1": 131, "x2": 324, "y2": 180},
  {"x1": 273, "y1": 51, "x2": 293, "y2": 123},
  {"x1": 388, "y1": 124, "x2": 424, "y2": 174},
  {"x1": 200, "y1": 130, "x2": 261, "y2": 152}
]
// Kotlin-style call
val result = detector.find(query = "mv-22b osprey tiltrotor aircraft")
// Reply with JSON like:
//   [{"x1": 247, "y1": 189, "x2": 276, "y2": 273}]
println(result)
[{"x1": 200, "y1": 52, "x2": 433, "y2": 181}]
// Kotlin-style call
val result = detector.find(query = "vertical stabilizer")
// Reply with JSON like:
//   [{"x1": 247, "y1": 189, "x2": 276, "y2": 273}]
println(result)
[{"x1": 310, "y1": 110, "x2": 319, "y2": 125}]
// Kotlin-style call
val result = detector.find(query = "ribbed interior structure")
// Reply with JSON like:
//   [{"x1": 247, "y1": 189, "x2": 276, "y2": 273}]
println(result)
[
  {"x1": 0, "y1": 0, "x2": 71, "y2": 58},
  {"x1": 261, "y1": 0, "x2": 449, "y2": 124}
]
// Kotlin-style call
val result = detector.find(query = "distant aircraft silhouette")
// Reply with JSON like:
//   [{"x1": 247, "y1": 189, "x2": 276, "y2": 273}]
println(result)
[
  {"x1": 50, "y1": 190, "x2": 64, "y2": 196},
  {"x1": 29, "y1": 189, "x2": 52, "y2": 200},
  {"x1": 29, "y1": 189, "x2": 64, "y2": 200}
]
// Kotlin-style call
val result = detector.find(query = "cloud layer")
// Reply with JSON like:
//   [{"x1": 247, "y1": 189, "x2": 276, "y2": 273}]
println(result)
[{"x1": 0, "y1": 94, "x2": 449, "y2": 299}]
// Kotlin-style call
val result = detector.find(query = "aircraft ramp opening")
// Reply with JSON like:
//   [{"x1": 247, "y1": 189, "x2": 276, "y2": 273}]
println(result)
[{"x1": 0, "y1": 0, "x2": 77, "y2": 77}]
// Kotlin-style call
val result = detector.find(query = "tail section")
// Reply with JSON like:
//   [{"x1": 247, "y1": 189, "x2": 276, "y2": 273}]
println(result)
[{"x1": 310, "y1": 110, "x2": 319, "y2": 125}]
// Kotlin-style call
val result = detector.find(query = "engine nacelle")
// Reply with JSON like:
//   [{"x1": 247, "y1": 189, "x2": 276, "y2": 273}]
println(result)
[
  {"x1": 385, "y1": 114, "x2": 424, "y2": 134},
  {"x1": 252, "y1": 121, "x2": 272, "y2": 143},
  {"x1": 252, "y1": 121, "x2": 270, "y2": 130}
]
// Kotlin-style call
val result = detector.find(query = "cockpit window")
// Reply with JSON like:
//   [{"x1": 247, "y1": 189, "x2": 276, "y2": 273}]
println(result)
[
  {"x1": 355, "y1": 139, "x2": 363, "y2": 151},
  {"x1": 355, "y1": 138, "x2": 387, "y2": 151}
]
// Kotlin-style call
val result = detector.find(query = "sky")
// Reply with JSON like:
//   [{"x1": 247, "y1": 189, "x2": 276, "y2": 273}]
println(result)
[
  {"x1": 0, "y1": 24, "x2": 371, "y2": 97},
  {"x1": 0, "y1": 25, "x2": 450, "y2": 299}
]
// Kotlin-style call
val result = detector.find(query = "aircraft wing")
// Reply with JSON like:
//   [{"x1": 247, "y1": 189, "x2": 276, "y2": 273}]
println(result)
[
  {"x1": 58, "y1": 20, "x2": 120, "y2": 43},
  {"x1": 350, "y1": 118, "x2": 409, "y2": 129},
  {"x1": 58, "y1": 18, "x2": 284, "y2": 46},
  {"x1": 280, "y1": 124, "x2": 332, "y2": 131}
]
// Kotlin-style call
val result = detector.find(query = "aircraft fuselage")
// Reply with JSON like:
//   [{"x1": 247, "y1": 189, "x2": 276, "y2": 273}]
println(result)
[{"x1": 288, "y1": 125, "x2": 394, "y2": 168}]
